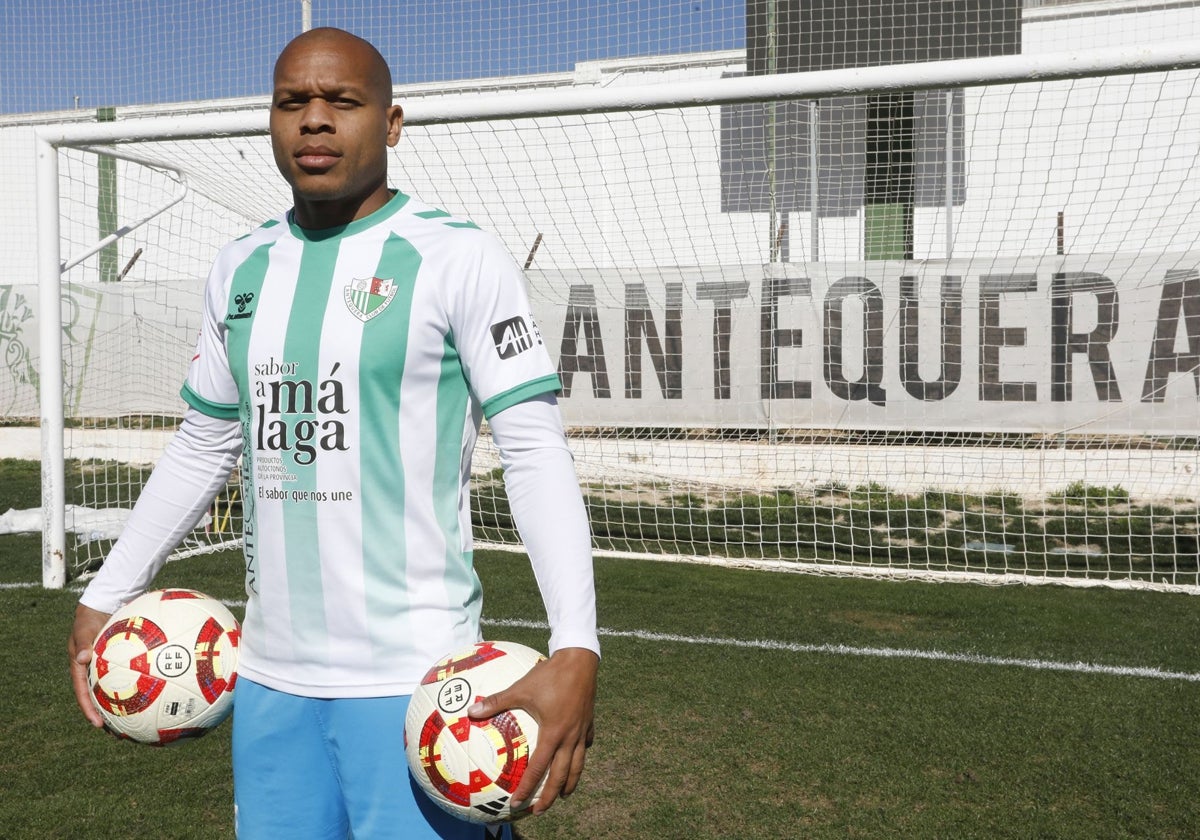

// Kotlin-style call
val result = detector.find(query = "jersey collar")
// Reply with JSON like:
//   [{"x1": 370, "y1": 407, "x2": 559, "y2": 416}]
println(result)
[{"x1": 287, "y1": 190, "x2": 410, "y2": 243}]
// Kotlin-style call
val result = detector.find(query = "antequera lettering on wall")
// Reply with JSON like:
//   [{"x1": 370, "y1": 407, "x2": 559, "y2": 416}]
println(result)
[
  {"x1": 6, "y1": 254, "x2": 1198, "y2": 434},
  {"x1": 533, "y1": 254, "x2": 1200, "y2": 433}
]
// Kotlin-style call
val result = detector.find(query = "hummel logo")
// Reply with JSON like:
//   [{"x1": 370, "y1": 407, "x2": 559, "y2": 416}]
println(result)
[
  {"x1": 228, "y1": 291, "x2": 255, "y2": 320},
  {"x1": 491, "y1": 316, "x2": 540, "y2": 359}
]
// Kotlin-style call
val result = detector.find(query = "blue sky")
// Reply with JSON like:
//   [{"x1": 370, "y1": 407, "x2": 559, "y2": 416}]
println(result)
[{"x1": 0, "y1": 1, "x2": 745, "y2": 115}]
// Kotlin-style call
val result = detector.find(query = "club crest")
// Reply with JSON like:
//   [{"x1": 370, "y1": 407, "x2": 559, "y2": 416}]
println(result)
[{"x1": 344, "y1": 276, "x2": 396, "y2": 322}]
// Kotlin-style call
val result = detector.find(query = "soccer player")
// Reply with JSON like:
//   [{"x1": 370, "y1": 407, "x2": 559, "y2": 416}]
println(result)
[{"x1": 67, "y1": 27, "x2": 599, "y2": 839}]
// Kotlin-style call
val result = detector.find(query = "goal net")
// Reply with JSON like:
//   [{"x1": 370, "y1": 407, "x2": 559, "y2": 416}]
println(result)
[{"x1": 9, "y1": 2, "x2": 1200, "y2": 592}]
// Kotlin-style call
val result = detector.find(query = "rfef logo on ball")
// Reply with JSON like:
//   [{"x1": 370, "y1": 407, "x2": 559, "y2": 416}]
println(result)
[
  {"x1": 437, "y1": 677, "x2": 472, "y2": 714},
  {"x1": 156, "y1": 644, "x2": 192, "y2": 677}
]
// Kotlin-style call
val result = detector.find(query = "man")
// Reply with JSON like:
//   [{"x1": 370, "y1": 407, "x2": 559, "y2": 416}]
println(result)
[{"x1": 68, "y1": 27, "x2": 600, "y2": 839}]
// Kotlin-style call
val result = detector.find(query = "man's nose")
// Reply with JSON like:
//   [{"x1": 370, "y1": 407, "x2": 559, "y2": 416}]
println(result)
[{"x1": 300, "y1": 100, "x2": 334, "y2": 132}]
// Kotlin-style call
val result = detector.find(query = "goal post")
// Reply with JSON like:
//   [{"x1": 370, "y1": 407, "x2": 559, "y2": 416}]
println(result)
[
  {"x1": 36, "y1": 133, "x2": 64, "y2": 588},
  {"x1": 36, "y1": 40, "x2": 1200, "y2": 592}
]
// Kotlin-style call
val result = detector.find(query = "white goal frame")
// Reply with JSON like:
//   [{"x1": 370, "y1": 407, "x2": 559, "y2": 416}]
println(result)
[{"x1": 37, "y1": 40, "x2": 1200, "y2": 589}]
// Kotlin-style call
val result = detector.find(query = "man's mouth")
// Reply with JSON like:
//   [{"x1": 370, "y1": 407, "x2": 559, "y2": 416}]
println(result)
[{"x1": 295, "y1": 146, "x2": 340, "y2": 170}]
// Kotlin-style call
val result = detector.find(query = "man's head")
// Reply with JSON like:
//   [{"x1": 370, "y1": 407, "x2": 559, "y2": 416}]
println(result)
[{"x1": 270, "y1": 28, "x2": 404, "y2": 228}]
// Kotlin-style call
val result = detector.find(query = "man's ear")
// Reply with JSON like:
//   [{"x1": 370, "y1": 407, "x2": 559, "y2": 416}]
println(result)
[{"x1": 386, "y1": 105, "x2": 404, "y2": 147}]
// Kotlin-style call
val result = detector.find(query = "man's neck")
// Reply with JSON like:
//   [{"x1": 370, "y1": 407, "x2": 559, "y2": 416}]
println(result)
[{"x1": 291, "y1": 185, "x2": 393, "y2": 230}]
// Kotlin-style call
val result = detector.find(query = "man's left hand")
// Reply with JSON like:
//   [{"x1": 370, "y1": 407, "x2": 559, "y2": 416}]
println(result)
[{"x1": 467, "y1": 645, "x2": 599, "y2": 815}]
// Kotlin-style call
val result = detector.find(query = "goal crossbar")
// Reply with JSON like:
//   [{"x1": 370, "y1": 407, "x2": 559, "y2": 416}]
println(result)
[{"x1": 34, "y1": 39, "x2": 1200, "y2": 149}]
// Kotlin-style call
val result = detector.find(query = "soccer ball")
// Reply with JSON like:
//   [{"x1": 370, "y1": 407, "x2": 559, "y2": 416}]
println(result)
[
  {"x1": 405, "y1": 640, "x2": 547, "y2": 824},
  {"x1": 88, "y1": 588, "x2": 240, "y2": 746}
]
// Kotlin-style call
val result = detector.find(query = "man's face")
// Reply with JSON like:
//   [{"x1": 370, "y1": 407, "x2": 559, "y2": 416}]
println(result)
[{"x1": 269, "y1": 35, "x2": 402, "y2": 223}]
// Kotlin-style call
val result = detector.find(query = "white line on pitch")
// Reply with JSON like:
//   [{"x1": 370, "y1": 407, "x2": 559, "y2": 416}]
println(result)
[
  {"x1": 25, "y1": 589, "x2": 1199, "y2": 683},
  {"x1": 484, "y1": 617, "x2": 1200, "y2": 683}
]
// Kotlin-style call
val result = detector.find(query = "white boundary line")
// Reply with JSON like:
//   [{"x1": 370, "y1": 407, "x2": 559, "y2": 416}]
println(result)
[
  {"x1": 18, "y1": 586, "x2": 1195, "y2": 682},
  {"x1": 481, "y1": 617, "x2": 1200, "y2": 683}
]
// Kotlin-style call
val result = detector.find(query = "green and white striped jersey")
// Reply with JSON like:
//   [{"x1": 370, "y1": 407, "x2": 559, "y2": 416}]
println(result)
[{"x1": 182, "y1": 191, "x2": 560, "y2": 697}]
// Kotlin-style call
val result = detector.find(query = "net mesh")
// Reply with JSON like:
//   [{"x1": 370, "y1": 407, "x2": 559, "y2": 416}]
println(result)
[{"x1": 3, "y1": 1, "x2": 1200, "y2": 590}]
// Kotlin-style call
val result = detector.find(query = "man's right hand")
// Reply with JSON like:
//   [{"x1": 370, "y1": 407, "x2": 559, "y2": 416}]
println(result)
[{"x1": 69, "y1": 603, "x2": 111, "y2": 727}]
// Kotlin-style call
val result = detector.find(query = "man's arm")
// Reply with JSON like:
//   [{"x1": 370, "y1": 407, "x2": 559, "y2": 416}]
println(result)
[
  {"x1": 468, "y1": 393, "x2": 599, "y2": 815},
  {"x1": 68, "y1": 408, "x2": 243, "y2": 724}
]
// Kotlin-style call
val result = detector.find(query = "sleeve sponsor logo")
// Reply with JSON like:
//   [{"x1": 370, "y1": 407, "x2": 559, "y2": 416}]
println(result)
[{"x1": 490, "y1": 315, "x2": 542, "y2": 359}]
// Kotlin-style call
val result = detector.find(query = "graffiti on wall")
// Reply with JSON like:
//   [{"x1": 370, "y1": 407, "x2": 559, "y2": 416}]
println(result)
[
  {"x1": 0, "y1": 285, "x2": 37, "y2": 415},
  {"x1": 1, "y1": 284, "x2": 105, "y2": 418}
]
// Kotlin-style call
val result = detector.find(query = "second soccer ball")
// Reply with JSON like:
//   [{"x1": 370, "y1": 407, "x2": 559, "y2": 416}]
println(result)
[{"x1": 405, "y1": 640, "x2": 547, "y2": 824}]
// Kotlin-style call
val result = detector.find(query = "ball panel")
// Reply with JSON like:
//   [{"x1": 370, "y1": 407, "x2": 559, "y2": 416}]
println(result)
[
  {"x1": 417, "y1": 710, "x2": 474, "y2": 807},
  {"x1": 486, "y1": 710, "x2": 533, "y2": 794},
  {"x1": 90, "y1": 616, "x2": 171, "y2": 715},
  {"x1": 159, "y1": 589, "x2": 204, "y2": 601},
  {"x1": 420, "y1": 640, "x2": 511, "y2": 686},
  {"x1": 194, "y1": 614, "x2": 240, "y2": 703}
]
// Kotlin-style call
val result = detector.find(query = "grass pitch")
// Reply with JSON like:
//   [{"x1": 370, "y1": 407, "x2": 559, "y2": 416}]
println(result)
[{"x1": 1, "y1": 461, "x2": 1198, "y2": 838}]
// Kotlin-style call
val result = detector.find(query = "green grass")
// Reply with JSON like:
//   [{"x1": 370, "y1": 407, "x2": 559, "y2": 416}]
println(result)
[{"x1": 2, "y1": 531, "x2": 1199, "y2": 838}]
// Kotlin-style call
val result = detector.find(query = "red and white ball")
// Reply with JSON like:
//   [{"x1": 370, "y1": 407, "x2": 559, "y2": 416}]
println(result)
[
  {"x1": 405, "y1": 640, "x2": 546, "y2": 824},
  {"x1": 88, "y1": 588, "x2": 240, "y2": 746}
]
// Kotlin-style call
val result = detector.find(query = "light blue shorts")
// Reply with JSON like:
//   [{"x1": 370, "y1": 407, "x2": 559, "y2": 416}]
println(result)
[{"x1": 232, "y1": 678, "x2": 512, "y2": 840}]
